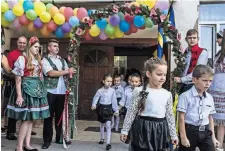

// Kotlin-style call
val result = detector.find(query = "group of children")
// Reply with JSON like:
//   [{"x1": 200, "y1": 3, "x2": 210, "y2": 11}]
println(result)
[{"x1": 92, "y1": 57, "x2": 222, "y2": 151}]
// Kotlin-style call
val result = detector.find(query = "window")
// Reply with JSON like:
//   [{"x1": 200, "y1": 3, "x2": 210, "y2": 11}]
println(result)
[{"x1": 199, "y1": 4, "x2": 225, "y2": 64}]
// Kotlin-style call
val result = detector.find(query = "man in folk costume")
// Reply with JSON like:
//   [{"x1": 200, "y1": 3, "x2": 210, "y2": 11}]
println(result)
[
  {"x1": 41, "y1": 39, "x2": 76, "y2": 149},
  {"x1": 174, "y1": 29, "x2": 209, "y2": 94},
  {"x1": 6, "y1": 36, "x2": 27, "y2": 140}
]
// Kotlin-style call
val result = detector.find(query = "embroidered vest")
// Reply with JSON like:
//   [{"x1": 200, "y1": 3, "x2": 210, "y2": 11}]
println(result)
[
  {"x1": 43, "y1": 57, "x2": 65, "y2": 89},
  {"x1": 187, "y1": 45, "x2": 205, "y2": 74}
]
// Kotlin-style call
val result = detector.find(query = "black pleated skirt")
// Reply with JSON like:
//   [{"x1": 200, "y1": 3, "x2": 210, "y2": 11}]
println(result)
[
  {"x1": 96, "y1": 104, "x2": 113, "y2": 123},
  {"x1": 130, "y1": 116, "x2": 170, "y2": 151}
]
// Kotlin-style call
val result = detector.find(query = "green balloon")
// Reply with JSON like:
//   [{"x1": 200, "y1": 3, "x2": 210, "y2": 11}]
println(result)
[
  {"x1": 105, "y1": 24, "x2": 115, "y2": 36},
  {"x1": 117, "y1": 12, "x2": 124, "y2": 20},
  {"x1": 26, "y1": 10, "x2": 37, "y2": 21},
  {"x1": 145, "y1": 18, "x2": 153, "y2": 28},
  {"x1": 46, "y1": 3, "x2": 53, "y2": 12},
  {"x1": 1, "y1": 14, "x2": 11, "y2": 27}
]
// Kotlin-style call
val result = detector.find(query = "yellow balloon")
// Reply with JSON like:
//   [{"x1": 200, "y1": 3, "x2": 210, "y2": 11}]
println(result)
[
  {"x1": 40, "y1": 12, "x2": 51, "y2": 23},
  {"x1": 69, "y1": 32, "x2": 74, "y2": 38},
  {"x1": 136, "y1": 0, "x2": 145, "y2": 5},
  {"x1": 114, "y1": 27, "x2": 124, "y2": 38},
  {"x1": 73, "y1": 8, "x2": 78, "y2": 16},
  {"x1": 1, "y1": 14, "x2": 11, "y2": 27},
  {"x1": 1, "y1": 1, "x2": 9, "y2": 13},
  {"x1": 18, "y1": 0, "x2": 24, "y2": 5},
  {"x1": 34, "y1": 2, "x2": 46, "y2": 16},
  {"x1": 13, "y1": 4, "x2": 24, "y2": 16},
  {"x1": 53, "y1": 13, "x2": 65, "y2": 25},
  {"x1": 153, "y1": 49, "x2": 157, "y2": 57},
  {"x1": 144, "y1": 0, "x2": 156, "y2": 9},
  {"x1": 109, "y1": 35, "x2": 115, "y2": 39},
  {"x1": 89, "y1": 24, "x2": 100, "y2": 37}
]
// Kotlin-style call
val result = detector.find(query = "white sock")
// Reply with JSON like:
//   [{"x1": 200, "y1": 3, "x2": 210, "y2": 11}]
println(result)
[
  {"x1": 100, "y1": 123, "x2": 105, "y2": 140},
  {"x1": 111, "y1": 116, "x2": 114, "y2": 128},
  {"x1": 106, "y1": 121, "x2": 111, "y2": 144},
  {"x1": 115, "y1": 115, "x2": 120, "y2": 130}
]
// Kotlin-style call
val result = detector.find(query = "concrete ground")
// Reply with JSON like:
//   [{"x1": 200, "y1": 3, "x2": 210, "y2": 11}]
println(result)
[{"x1": 1, "y1": 120, "x2": 129, "y2": 151}]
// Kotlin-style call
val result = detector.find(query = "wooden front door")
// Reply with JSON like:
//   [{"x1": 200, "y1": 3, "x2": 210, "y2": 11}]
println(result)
[{"x1": 79, "y1": 46, "x2": 114, "y2": 120}]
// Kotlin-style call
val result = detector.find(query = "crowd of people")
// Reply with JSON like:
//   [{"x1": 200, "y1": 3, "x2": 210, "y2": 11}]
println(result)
[{"x1": 1, "y1": 28, "x2": 225, "y2": 151}]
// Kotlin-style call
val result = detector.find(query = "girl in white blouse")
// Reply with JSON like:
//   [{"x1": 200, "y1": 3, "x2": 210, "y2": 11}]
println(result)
[
  {"x1": 120, "y1": 58, "x2": 178, "y2": 151},
  {"x1": 91, "y1": 74, "x2": 119, "y2": 150}
]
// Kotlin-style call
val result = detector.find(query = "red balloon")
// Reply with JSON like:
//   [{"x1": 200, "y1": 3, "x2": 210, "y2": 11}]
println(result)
[
  {"x1": 139, "y1": 26, "x2": 146, "y2": 30},
  {"x1": 131, "y1": 24, "x2": 138, "y2": 33},
  {"x1": 19, "y1": 14, "x2": 29, "y2": 25},
  {"x1": 124, "y1": 14, "x2": 134, "y2": 24},
  {"x1": 83, "y1": 29, "x2": 93, "y2": 40},
  {"x1": 46, "y1": 20, "x2": 57, "y2": 32},
  {"x1": 77, "y1": 7, "x2": 88, "y2": 20},
  {"x1": 124, "y1": 29, "x2": 132, "y2": 35},
  {"x1": 64, "y1": 7, "x2": 73, "y2": 22}
]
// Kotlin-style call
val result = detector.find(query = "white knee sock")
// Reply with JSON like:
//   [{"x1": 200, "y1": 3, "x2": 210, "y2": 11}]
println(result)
[
  {"x1": 106, "y1": 121, "x2": 111, "y2": 144},
  {"x1": 100, "y1": 123, "x2": 105, "y2": 140},
  {"x1": 115, "y1": 115, "x2": 120, "y2": 130},
  {"x1": 111, "y1": 116, "x2": 114, "y2": 128}
]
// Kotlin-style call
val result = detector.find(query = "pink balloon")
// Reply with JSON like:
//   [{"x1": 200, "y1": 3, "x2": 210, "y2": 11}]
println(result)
[
  {"x1": 46, "y1": 20, "x2": 57, "y2": 32},
  {"x1": 99, "y1": 30, "x2": 107, "y2": 40},
  {"x1": 131, "y1": 24, "x2": 138, "y2": 33},
  {"x1": 64, "y1": 7, "x2": 73, "y2": 21},
  {"x1": 77, "y1": 7, "x2": 88, "y2": 20},
  {"x1": 155, "y1": 0, "x2": 170, "y2": 10},
  {"x1": 13, "y1": 19, "x2": 22, "y2": 29},
  {"x1": 19, "y1": 14, "x2": 29, "y2": 25},
  {"x1": 8, "y1": 0, "x2": 17, "y2": 9}
]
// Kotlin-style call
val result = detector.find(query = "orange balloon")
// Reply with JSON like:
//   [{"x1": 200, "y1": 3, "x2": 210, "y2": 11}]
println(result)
[
  {"x1": 27, "y1": 22, "x2": 36, "y2": 32},
  {"x1": 59, "y1": 6, "x2": 66, "y2": 14},
  {"x1": 49, "y1": 6, "x2": 59, "y2": 17},
  {"x1": 40, "y1": 24, "x2": 50, "y2": 37}
]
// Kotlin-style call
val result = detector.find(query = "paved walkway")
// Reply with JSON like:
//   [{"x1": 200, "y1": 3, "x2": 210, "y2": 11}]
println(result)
[{"x1": 1, "y1": 120, "x2": 129, "y2": 151}]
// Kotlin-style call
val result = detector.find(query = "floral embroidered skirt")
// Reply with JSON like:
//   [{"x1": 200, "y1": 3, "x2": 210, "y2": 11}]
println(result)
[
  {"x1": 208, "y1": 89, "x2": 225, "y2": 126},
  {"x1": 7, "y1": 77, "x2": 50, "y2": 121}
]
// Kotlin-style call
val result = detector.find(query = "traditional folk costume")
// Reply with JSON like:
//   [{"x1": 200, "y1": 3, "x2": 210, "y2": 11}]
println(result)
[
  {"x1": 180, "y1": 44, "x2": 208, "y2": 94},
  {"x1": 208, "y1": 52, "x2": 225, "y2": 126},
  {"x1": 121, "y1": 87, "x2": 177, "y2": 151},
  {"x1": 42, "y1": 54, "x2": 68, "y2": 144},
  {"x1": 6, "y1": 49, "x2": 26, "y2": 138},
  {"x1": 111, "y1": 85, "x2": 124, "y2": 131},
  {"x1": 92, "y1": 87, "x2": 119, "y2": 149},
  {"x1": 7, "y1": 55, "x2": 50, "y2": 121}
]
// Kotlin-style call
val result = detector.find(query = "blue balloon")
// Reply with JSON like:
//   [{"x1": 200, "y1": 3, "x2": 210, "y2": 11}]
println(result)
[
  {"x1": 4, "y1": 10, "x2": 16, "y2": 22},
  {"x1": 119, "y1": 20, "x2": 130, "y2": 33},
  {"x1": 69, "y1": 16, "x2": 79, "y2": 27},
  {"x1": 96, "y1": 19, "x2": 107, "y2": 29},
  {"x1": 88, "y1": 10, "x2": 93, "y2": 16},
  {"x1": 23, "y1": 1, "x2": 34, "y2": 12},
  {"x1": 163, "y1": 9, "x2": 168, "y2": 15},
  {"x1": 55, "y1": 27, "x2": 64, "y2": 38},
  {"x1": 134, "y1": 16, "x2": 145, "y2": 28}
]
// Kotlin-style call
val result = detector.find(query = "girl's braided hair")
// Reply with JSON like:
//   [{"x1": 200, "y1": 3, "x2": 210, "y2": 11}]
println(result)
[{"x1": 138, "y1": 57, "x2": 167, "y2": 113}]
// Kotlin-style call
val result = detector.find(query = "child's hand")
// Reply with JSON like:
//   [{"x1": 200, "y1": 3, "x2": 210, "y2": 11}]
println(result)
[
  {"x1": 91, "y1": 106, "x2": 96, "y2": 110},
  {"x1": 114, "y1": 112, "x2": 119, "y2": 116},
  {"x1": 120, "y1": 134, "x2": 127, "y2": 142},
  {"x1": 118, "y1": 105, "x2": 122, "y2": 110},
  {"x1": 171, "y1": 139, "x2": 179, "y2": 145},
  {"x1": 213, "y1": 137, "x2": 220, "y2": 147},
  {"x1": 181, "y1": 137, "x2": 190, "y2": 147}
]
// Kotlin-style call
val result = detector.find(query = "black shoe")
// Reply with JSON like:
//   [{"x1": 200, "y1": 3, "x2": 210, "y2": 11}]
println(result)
[
  {"x1": 31, "y1": 131, "x2": 37, "y2": 135},
  {"x1": 23, "y1": 147, "x2": 38, "y2": 151},
  {"x1": 99, "y1": 139, "x2": 104, "y2": 144},
  {"x1": 41, "y1": 142, "x2": 51, "y2": 149},
  {"x1": 6, "y1": 133, "x2": 17, "y2": 140},
  {"x1": 125, "y1": 139, "x2": 130, "y2": 144},
  {"x1": 106, "y1": 144, "x2": 112, "y2": 150}
]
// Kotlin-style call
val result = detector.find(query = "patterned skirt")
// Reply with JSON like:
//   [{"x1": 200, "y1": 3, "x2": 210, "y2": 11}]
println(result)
[
  {"x1": 208, "y1": 89, "x2": 225, "y2": 126},
  {"x1": 130, "y1": 116, "x2": 169, "y2": 151},
  {"x1": 7, "y1": 77, "x2": 50, "y2": 121}
]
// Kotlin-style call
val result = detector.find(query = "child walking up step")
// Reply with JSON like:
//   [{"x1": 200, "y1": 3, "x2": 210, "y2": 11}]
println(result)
[{"x1": 91, "y1": 74, "x2": 119, "y2": 150}]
